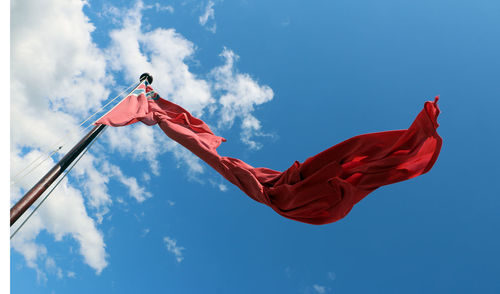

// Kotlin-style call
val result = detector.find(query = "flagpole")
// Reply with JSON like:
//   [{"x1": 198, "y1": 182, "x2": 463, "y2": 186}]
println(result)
[{"x1": 10, "y1": 73, "x2": 153, "y2": 227}]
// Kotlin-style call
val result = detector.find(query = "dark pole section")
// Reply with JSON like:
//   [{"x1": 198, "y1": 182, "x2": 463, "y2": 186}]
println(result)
[
  {"x1": 10, "y1": 73, "x2": 153, "y2": 227},
  {"x1": 10, "y1": 124, "x2": 106, "y2": 226}
]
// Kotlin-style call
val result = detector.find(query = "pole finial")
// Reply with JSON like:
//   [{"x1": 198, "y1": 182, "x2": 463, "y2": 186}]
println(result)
[{"x1": 140, "y1": 73, "x2": 153, "y2": 84}]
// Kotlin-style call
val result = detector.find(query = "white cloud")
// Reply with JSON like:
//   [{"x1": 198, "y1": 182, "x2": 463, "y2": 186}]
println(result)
[
  {"x1": 106, "y1": 162, "x2": 153, "y2": 203},
  {"x1": 104, "y1": 1, "x2": 215, "y2": 176},
  {"x1": 103, "y1": 124, "x2": 167, "y2": 176},
  {"x1": 163, "y1": 236, "x2": 185, "y2": 263},
  {"x1": 10, "y1": 155, "x2": 108, "y2": 276},
  {"x1": 141, "y1": 228, "x2": 150, "y2": 237},
  {"x1": 199, "y1": 1, "x2": 216, "y2": 33},
  {"x1": 107, "y1": 1, "x2": 214, "y2": 116},
  {"x1": 71, "y1": 153, "x2": 112, "y2": 214},
  {"x1": 218, "y1": 183, "x2": 228, "y2": 191},
  {"x1": 11, "y1": 0, "x2": 109, "y2": 120},
  {"x1": 210, "y1": 48, "x2": 274, "y2": 150},
  {"x1": 154, "y1": 3, "x2": 174, "y2": 13},
  {"x1": 103, "y1": 123, "x2": 205, "y2": 178},
  {"x1": 104, "y1": 0, "x2": 274, "y2": 164},
  {"x1": 168, "y1": 141, "x2": 206, "y2": 176},
  {"x1": 312, "y1": 284, "x2": 327, "y2": 294},
  {"x1": 11, "y1": 0, "x2": 111, "y2": 277},
  {"x1": 281, "y1": 17, "x2": 291, "y2": 27},
  {"x1": 208, "y1": 179, "x2": 228, "y2": 192},
  {"x1": 44, "y1": 257, "x2": 63, "y2": 280}
]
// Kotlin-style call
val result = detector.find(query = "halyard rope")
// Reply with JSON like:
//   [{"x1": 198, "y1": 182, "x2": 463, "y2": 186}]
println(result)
[
  {"x1": 10, "y1": 126, "x2": 107, "y2": 239},
  {"x1": 10, "y1": 79, "x2": 140, "y2": 186}
]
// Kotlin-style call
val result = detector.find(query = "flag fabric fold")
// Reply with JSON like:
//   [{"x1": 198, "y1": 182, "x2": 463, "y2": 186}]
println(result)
[{"x1": 96, "y1": 82, "x2": 442, "y2": 225}]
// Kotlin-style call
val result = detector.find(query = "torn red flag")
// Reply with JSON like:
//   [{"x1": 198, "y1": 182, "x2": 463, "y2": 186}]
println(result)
[{"x1": 96, "y1": 82, "x2": 442, "y2": 225}]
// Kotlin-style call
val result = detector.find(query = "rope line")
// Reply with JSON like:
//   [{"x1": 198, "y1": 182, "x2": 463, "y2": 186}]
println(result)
[
  {"x1": 11, "y1": 78, "x2": 145, "y2": 237},
  {"x1": 10, "y1": 126, "x2": 107, "y2": 239},
  {"x1": 80, "y1": 80, "x2": 140, "y2": 127},
  {"x1": 11, "y1": 79, "x2": 139, "y2": 186},
  {"x1": 10, "y1": 124, "x2": 93, "y2": 186},
  {"x1": 90, "y1": 79, "x2": 144, "y2": 125},
  {"x1": 10, "y1": 146, "x2": 62, "y2": 185}
]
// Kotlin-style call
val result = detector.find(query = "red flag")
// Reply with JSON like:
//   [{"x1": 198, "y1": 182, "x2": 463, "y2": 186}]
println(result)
[{"x1": 96, "y1": 82, "x2": 442, "y2": 225}]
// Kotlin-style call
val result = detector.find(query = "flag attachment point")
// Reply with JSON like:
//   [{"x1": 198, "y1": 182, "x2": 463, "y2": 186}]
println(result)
[{"x1": 140, "y1": 73, "x2": 153, "y2": 85}]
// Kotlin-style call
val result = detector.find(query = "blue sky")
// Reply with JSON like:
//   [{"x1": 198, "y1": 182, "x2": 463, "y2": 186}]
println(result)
[{"x1": 8, "y1": 0, "x2": 500, "y2": 293}]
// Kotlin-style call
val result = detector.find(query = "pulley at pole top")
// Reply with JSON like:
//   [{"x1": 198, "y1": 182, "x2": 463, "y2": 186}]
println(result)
[{"x1": 140, "y1": 73, "x2": 153, "y2": 84}]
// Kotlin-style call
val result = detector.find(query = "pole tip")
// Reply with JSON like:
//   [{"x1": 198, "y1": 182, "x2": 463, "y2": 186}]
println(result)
[{"x1": 140, "y1": 73, "x2": 153, "y2": 84}]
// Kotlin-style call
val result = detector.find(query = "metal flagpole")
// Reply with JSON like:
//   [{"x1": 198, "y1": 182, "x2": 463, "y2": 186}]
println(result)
[{"x1": 10, "y1": 73, "x2": 153, "y2": 227}]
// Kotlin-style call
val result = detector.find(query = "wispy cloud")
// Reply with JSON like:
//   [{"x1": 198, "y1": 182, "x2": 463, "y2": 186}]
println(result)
[
  {"x1": 141, "y1": 228, "x2": 150, "y2": 237},
  {"x1": 101, "y1": 161, "x2": 153, "y2": 203},
  {"x1": 218, "y1": 183, "x2": 228, "y2": 191},
  {"x1": 163, "y1": 236, "x2": 185, "y2": 263},
  {"x1": 312, "y1": 284, "x2": 327, "y2": 294},
  {"x1": 210, "y1": 48, "x2": 275, "y2": 150},
  {"x1": 208, "y1": 179, "x2": 228, "y2": 192},
  {"x1": 327, "y1": 271, "x2": 336, "y2": 281},
  {"x1": 154, "y1": 3, "x2": 174, "y2": 13},
  {"x1": 199, "y1": 1, "x2": 216, "y2": 33},
  {"x1": 281, "y1": 17, "x2": 291, "y2": 27}
]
